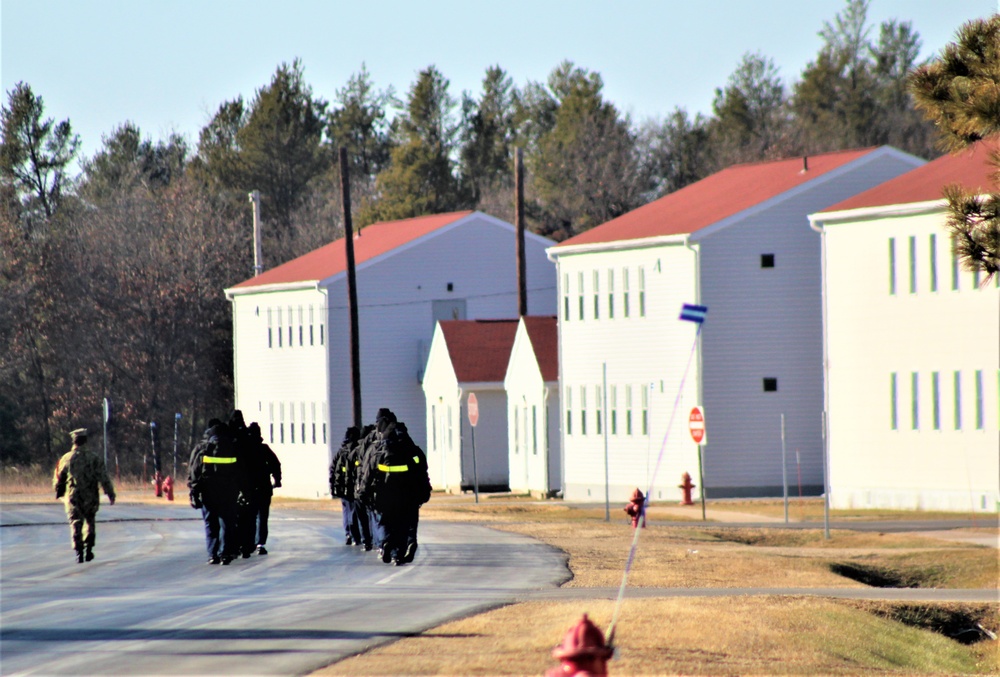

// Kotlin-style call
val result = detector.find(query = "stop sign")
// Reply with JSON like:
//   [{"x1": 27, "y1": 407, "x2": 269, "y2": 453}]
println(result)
[
  {"x1": 689, "y1": 406, "x2": 706, "y2": 445},
  {"x1": 468, "y1": 392, "x2": 479, "y2": 427}
]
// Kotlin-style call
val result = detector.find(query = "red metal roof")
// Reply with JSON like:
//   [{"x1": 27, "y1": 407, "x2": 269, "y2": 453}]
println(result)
[
  {"x1": 439, "y1": 319, "x2": 519, "y2": 383},
  {"x1": 819, "y1": 143, "x2": 997, "y2": 214},
  {"x1": 522, "y1": 316, "x2": 559, "y2": 382},
  {"x1": 230, "y1": 211, "x2": 474, "y2": 289},
  {"x1": 553, "y1": 148, "x2": 877, "y2": 248}
]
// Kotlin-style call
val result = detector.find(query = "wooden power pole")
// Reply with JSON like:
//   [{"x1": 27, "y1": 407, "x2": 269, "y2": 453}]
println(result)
[
  {"x1": 339, "y1": 147, "x2": 363, "y2": 430},
  {"x1": 515, "y1": 147, "x2": 527, "y2": 317}
]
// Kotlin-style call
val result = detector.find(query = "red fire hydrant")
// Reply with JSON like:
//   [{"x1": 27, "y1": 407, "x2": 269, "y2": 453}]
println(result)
[
  {"x1": 679, "y1": 472, "x2": 695, "y2": 505},
  {"x1": 545, "y1": 613, "x2": 614, "y2": 677},
  {"x1": 623, "y1": 488, "x2": 646, "y2": 529},
  {"x1": 162, "y1": 475, "x2": 174, "y2": 501}
]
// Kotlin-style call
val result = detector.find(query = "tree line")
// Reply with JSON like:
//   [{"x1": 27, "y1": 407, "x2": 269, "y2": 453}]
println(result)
[{"x1": 0, "y1": 0, "x2": 973, "y2": 469}]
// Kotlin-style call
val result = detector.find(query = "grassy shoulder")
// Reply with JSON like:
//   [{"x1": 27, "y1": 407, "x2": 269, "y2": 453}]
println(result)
[{"x1": 316, "y1": 494, "x2": 999, "y2": 676}]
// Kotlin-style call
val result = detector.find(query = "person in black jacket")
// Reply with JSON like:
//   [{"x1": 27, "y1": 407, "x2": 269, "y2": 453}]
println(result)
[
  {"x1": 245, "y1": 421, "x2": 281, "y2": 555},
  {"x1": 373, "y1": 410, "x2": 431, "y2": 565},
  {"x1": 188, "y1": 419, "x2": 240, "y2": 565},
  {"x1": 354, "y1": 422, "x2": 384, "y2": 554},
  {"x1": 330, "y1": 426, "x2": 361, "y2": 546}
]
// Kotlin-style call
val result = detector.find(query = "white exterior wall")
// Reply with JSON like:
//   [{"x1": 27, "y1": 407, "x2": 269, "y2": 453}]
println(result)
[
  {"x1": 696, "y1": 150, "x2": 924, "y2": 497},
  {"x1": 822, "y1": 207, "x2": 1000, "y2": 513},
  {"x1": 555, "y1": 243, "x2": 702, "y2": 503},
  {"x1": 455, "y1": 387, "x2": 510, "y2": 491},
  {"x1": 231, "y1": 288, "x2": 331, "y2": 498},
  {"x1": 421, "y1": 324, "x2": 462, "y2": 491},
  {"x1": 231, "y1": 212, "x2": 556, "y2": 499},
  {"x1": 504, "y1": 321, "x2": 561, "y2": 495},
  {"x1": 324, "y1": 214, "x2": 556, "y2": 455}
]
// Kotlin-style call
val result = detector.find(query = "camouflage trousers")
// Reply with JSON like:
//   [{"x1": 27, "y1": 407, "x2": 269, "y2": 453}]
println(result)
[{"x1": 66, "y1": 507, "x2": 97, "y2": 553}]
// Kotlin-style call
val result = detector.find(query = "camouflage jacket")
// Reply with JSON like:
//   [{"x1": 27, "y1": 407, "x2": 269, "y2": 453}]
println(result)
[{"x1": 53, "y1": 445, "x2": 116, "y2": 515}]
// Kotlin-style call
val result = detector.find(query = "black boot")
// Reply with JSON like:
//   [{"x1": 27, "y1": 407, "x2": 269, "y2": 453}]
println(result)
[
  {"x1": 85, "y1": 547, "x2": 94, "y2": 562},
  {"x1": 75, "y1": 550, "x2": 84, "y2": 564}
]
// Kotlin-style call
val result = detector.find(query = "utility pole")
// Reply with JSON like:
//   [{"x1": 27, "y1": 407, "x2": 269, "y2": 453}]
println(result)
[
  {"x1": 515, "y1": 147, "x2": 527, "y2": 317},
  {"x1": 249, "y1": 190, "x2": 264, "y2": 276},
  {"x1": 340, "y1": 147, "x2": 363, "y2": 429}
]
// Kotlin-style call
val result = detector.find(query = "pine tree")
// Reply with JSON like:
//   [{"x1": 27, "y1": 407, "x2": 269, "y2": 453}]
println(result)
[{"x1": 910, "y1": 15, "x2": 1000, "y2": 281}]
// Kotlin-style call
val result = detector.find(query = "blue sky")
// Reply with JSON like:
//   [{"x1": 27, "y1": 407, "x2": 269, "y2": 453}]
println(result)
[{"x1": 2, "y1": 0, "x2": 995, "y2": 165}]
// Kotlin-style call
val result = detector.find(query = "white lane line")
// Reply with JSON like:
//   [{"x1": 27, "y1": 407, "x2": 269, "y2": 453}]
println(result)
[{"x1": 375, "y1": 568, "x2": 411, "y2": 585}]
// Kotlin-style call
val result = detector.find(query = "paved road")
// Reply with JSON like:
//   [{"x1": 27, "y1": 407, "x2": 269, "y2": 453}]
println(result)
[{"x1": 0, "y1": 503, "x2": 569, "y2": 676}]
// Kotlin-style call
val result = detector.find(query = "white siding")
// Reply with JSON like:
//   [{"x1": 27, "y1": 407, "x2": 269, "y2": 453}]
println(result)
[
  {"x1": 231, "y1": 289, "x2": 330, "y2": 498},
  {"x1": 556, "y1": 244, "x2": 702, "y2": 502},
  {"x1": 421, "y1": 324, "x2": 462, "y2": 490},
  {"x1": 823, "y1": 208, "x2": 1000, "y2": 512},
  {"x1": 504, "y1": 320, "x2": 560, "y2": 494}
]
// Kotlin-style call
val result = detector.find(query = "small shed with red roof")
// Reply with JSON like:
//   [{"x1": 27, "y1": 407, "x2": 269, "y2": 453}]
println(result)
[
  {"x1": 225, "y1": 211, "x2": 557, "y2": 498},
  {"x1": 421, "y1": 318, "x2": 520, "y2": 492},
  {"x1": 547, "y1": 146, "x2": 923, "y2": 503},
  {"x1": 504, "y1": 316, "x2": 561, "y2": 496},
  {"x1": 810, "y1": 144, "x2": 999, "y2": 513}
]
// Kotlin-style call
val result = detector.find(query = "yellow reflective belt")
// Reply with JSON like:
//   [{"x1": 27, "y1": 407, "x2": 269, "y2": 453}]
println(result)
[
  {"x1": 378, "y1": 464, "x2": 408, "y2": 472},
  {"x1": 412, "y1": 456, "x2": 421, "y2": 464},
  {"x1": 340, "y1": 466, "x2": 347, "y2": 472},
  {"x1": 204, "y1": 456, "x2": 237, "y2": 464},
  {"x1": 354, "y1": 460, "x2": 360, "y2": 466}
]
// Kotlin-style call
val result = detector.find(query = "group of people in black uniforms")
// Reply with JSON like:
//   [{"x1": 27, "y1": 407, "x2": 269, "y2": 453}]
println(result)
[
  {"x1": 187, "y1": 410, "x2": 282, "y2": 564},
  {"x1": 330, "y1": 408, "x2": 431, "y2": 566}
]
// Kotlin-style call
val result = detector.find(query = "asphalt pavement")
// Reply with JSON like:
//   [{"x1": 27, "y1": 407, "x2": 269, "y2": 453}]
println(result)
[{"x1": 0, "y1": 502, "x2": 568, "y2": 676}]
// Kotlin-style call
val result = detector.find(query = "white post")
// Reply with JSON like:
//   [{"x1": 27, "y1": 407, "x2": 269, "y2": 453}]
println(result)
[{"x1": 781, "y1": 413, "x2": 788, "y2": 523}]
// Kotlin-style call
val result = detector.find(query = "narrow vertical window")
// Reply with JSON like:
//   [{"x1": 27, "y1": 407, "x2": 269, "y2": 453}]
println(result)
[
  {"x1": 431, "y1": 405, "x2": 437, "y2": 451},
  {"x1": 954, "y1": 371, "x2": 963, "y2": 430},
  {"x1": 952, "y1": 237, "x2": 960, "y2": 291},
  {"x1": 638, "y1": 266, "x2": 646, "y2": 317},
  {"x1": 929, "y1": 234, "x2": 938, "y2": 292},
  {"x1": 300, "y1": 402, "x2": 306, "y2": 443},
  {"x1": 320, "y1": 322, "x2": 324, "y2": 346},
  {"x1": 911, "y1": 372, "x2": 919, "y2": 430},
  {"x1": 322, "y1": 402, "x2": 328, "y2": 444},
  {"x1": 890, "y1": 373, "x2": 898, "y2": 430},
  {"x1": 565, "y1": 387, "x2": 573, "y2": 436},
  {"x1": 593, "y1": 271, "x2": 600, "y2": 319},
  {"x1": 279, "y1": 402, "x2": 285, "y2": 444},
  {"x1": 311, "y1": 402, "x2": 317, "y2": 443},
  {"x1": 909, "y1": 236, "x2": 917, "y2": 294},
  {"x1": 626, "y1": 385, "x2": 633, "y2": 435},
  {"x1": 932, "y1": 371, "x2": 940, "y2": 430},
  {"x1": 447, "y1": 405, "x2": 453, "y2": 449},
  {"x1": 975, "y1": 370, "x2": 984, "y2": 430},
  {"x1": 595, "y1": 385, "x2": 602, "y2": 435},
  {"x1": 641, "y1": 384, "x2": 649, "y2": 435},
  {"x1": 309, "y1": 306, "x2": 315, "y2": 346},
  {"x1": 289, "y1": 403, "x2": 295, "y2": 443},
  {"x1": 515, "y1": 407, "x2": 522, "y2": 454},
  {"x1": 888, "y1": 238, "x2": 896, "y2": 295},
  {"x1": 267, "y1": 308, "x2": 273, "y2": 348},
  {"x1": 973, "y1": 267, "x2": 981, "y2": 288},
  {"x1": 608, "y1": 269, "x2": 615, "y2": 319},
  {"x1": 580, "y1": 385, "x2": 588, "y2": 435},
  {"x1": 532, "y1": 406, "x2": 538, "y2": 455},
  {"x1": 277, "y1": 307, "x2": 283, "y2": 347},
  {"x1": 563, "y1": 273, "x2": 570, "y2": 321},
  {"x1": 623, "y1": 268, "x2": 631, "y2": 317},
  {"x1": 269, "y1": 402, "x2": 275, "y2": 443},
  {"x1": 578, "y1": 272, "x2": 585, "y2": 321},
  {"x1": 298, "y1": 306, "x2": 304, "y2": 346},
  {"x1": 610, "y1": 385, "x2": 618, "y2": 435}
]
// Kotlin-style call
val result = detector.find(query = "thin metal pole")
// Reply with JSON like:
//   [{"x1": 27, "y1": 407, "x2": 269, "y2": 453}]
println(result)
[
  {"x1": 603, "y1": 362, "x2": 610, "y2": 522},
  {"x1": 471, "y1": 425, "x2": 480, "y2": 504},
  {"x1": 173, "y1": 413, "x2": 181, "y2": 479},
  {"x1": 249, "y1": 190, "x2": 263, "y2": 276},
  {"x1": 781, "y1": 413, "x2": 788, "y2": 524},
  {"x1": 340, "y1": 147, "x2": 363, "y2": 429},
  {"x1": 822, "y1": 410, "x2": 830, "y2": 539},
  {"x1": 698, "y1": 444, "x2": 706, "y2": 521}
]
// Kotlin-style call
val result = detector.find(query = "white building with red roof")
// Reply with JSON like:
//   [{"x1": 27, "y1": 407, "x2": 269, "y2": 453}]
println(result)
[
  {"x1": 504, "y1": 316, "x2": 560, "y2": 496},
  {"x1": 548, "y1": 147, "x2": 923, "y2": 503},
  {"x1": 810, "y1": 144, "x2": 999, "y2": 513},
  {"x1": 421, "y1": 318, "x2": 520, "y2": 492},
  {"x1": 226, "y1": 211, "x2": 557, "y2": 497}
]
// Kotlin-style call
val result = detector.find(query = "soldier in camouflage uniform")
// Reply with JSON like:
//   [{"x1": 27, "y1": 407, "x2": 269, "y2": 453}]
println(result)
[{"x1": 53, "y1": 428, "x2": 116, "y2": 563}]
